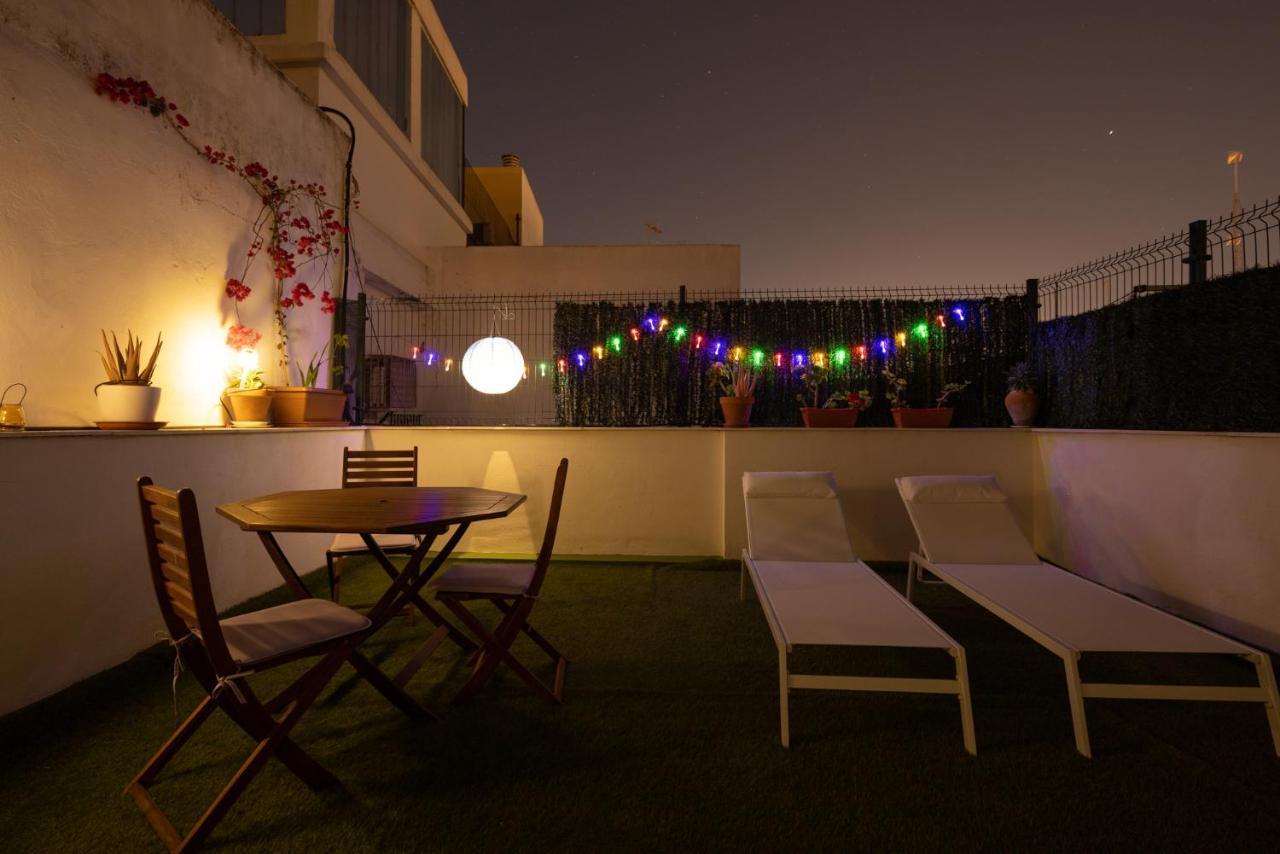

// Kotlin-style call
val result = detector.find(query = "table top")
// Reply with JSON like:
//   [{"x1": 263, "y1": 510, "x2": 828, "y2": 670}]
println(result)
[{"x1": 216, "y1": 486, "x2": 526, "y2": 534}]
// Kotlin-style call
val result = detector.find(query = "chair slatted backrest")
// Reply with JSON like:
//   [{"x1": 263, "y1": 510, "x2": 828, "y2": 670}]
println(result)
[
  {"x1": 342, "y1": 447, "x2": 418, "y2": 488},
  {"x1": 526, "y1": 458, "x2": 569, "y2": 598},
  {"x1": 136, "y1": 477, "x2": 236, "y2": 674}
]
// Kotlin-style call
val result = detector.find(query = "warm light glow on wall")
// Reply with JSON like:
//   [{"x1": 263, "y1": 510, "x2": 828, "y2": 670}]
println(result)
[{"x1": 178, "y1": 321, "x2": 234, "y2": 422}]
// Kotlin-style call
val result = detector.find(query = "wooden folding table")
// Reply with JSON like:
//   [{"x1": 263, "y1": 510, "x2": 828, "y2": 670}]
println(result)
[{"x1": 217, "y1": 486, "x2": 525, "y2": 716}]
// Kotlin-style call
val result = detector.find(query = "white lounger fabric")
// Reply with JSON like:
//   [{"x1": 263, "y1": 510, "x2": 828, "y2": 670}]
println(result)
[
  {"x1": 896, "y1": 475, "x2": 1249, "y2": 654},
  {"x1": 751, "y1": 560, "x2": 950, "y2": 649},
  {"x1": 743, "y1": 471, "x2": 975, "y2": 751}
]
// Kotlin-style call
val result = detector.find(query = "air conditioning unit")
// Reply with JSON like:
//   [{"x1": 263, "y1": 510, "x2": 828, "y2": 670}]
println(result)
[{"x1": 363, "y1": 355, "x2": 416, "y2": 410}]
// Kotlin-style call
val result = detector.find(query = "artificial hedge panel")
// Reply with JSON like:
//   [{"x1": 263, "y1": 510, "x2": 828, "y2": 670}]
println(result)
[
  {"x1": 553, "y1": 295, "x2": 1030, "y2": 427},
  {"x1": 1037, "y1": 265, "x2": 1280, "y2": 431}
]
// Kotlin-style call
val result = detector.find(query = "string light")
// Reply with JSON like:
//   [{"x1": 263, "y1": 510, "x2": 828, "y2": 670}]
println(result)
[
  {"x1": 539, "y1": 362, "x2": 549, "y2": 377},
  {"x1": 630, "y1": 327, "x2": 642, "y2": 342},
  {"x1": 774, "y1": 352, "x2": 783, "y2": 368},
  {"x1": 522, "y1": 364, "x2": 529, "y2": 380},
  {"x1": 732, "y1": 346, "x2": 744, "y2": 362},
  {"x1": 411, "y1": 345, "x2": 420, "y2": 360},
  {"x1": 557, "y1": 357, "x2": 567, "y2": 375},
  {"x1": 593, "y1": 344, "x2": 605, "y2": 359},
  {"x1": 833, "y1": 348, "x2": 848, "y2": 366},
  {"x1": 610, "y1": 335, "x2": 623, "y2": 352},
  {"x1": 658, "y1": 317, "x2": 670, "y2": 332},
  {"x1": 693, "y1": 333, "x2": 704, "y2": 349},
  {"x1": 712, "y1": 341, "x2": 725, "y2": 357},
  {"x1": 792, "y1": 352, "x2": 805, "y2": 368},
  {"x1": 672, "y1": 325, "x2": 687, "y2": 342},
  {"x1": 575, "y1": 352, "x2": 588, "y2": 369},
  {"x1": 751, "y1": 348, "x2": 765, "y2": 368},
  {"x1": 913, "y1": 322, "x2": 929, "y2": 340},
  {"x1": 444, "y1": 358, "x2": 453, "y2": 371},
  {"x1": 813, "y1": 352, "x2": 826, "y2": 368},
  {"x1": 896, "y1": 332, "x2": 907, "y2": 348},
  {"x1": 645, "y1": 317, "x2": 659, "y2": 333},
  {"x1": 856, "y1": 345, "x2": 867, "y2": 360},
  {"x1": 878, "y1": 339, "x2": 890, "y2": 355},
  {"x1": 426, "y1": 351, "x2": 437, "y2": 366},
  {"x1": 952, "y1": 306, "x2": 966, "y2": 322},
  {"x1": 936, "y1": 314, "x2": 946, "y2": 328}
]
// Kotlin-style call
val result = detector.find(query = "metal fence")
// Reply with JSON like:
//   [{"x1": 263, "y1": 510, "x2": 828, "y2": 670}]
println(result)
[
  {"x1": 1038, "y1": 196, "x2": 1280, "y2": 320},
  {"x1": 359, "y1": 284, "x2": 1024, "y2": 426}
]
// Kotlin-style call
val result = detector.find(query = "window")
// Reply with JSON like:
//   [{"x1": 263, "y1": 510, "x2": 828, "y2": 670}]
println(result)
[
  {"x1": 335, "y1": 0, "x2": 410, "y2": 132},
  {"x1": 211, "y1": 0, "x2": 285, "y2": 36},
  {"x1": 421, "y1": 33, "x2": 465, "y2": 202}
]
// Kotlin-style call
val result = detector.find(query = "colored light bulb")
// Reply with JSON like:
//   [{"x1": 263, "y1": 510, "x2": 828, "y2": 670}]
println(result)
[
  {"x1": 557, "y1": 358, "x2": 567, "y2": 375},
  {"x1": 539, "y1": 362, "x2": 548, "y2": 377},
  {"x1": 896, "y1": 332, "x2": 907, "y2": 348},
  {"x1": 878, "y1": 340, "x2": 889, "y2": 355},
  {"x1": 645, "y1": 317, "x2": 658, "y2": 332},
  {"x1": 833, "y1": 348, "x2": 848, "y2": 366},
  {"x1": 855, "y1": 345, "x2": 867, "y2": 360},
  {"x1": 694, "y1": 333, "x2": 704, "y2": 349},
  {"x1": 936, "y1": 314, "x2": 946, "y2": 328},
  {"x1": 952, "y1": 306, "x2": 965, "y2": 322},
  {"x1": 913, "y1": 322, "x2": 928, "y2": 340},
  {"x1": 630, "y1": 327, "x2": 642, "y2": 341},
  {"x1": 444, "y1": 358, "x2": 453, "y2": 371},
  {"x1": 774, "y1": 352, "x2": 783, "y2": 368},
  {"x1": 672, "y1": 325, "x2": 687, "y2": 342},
  {"x1": 751, "y1": 348, "x2": 764, "y2": 367},
  {"x1": 658, "y1": 317, "x2": 670, "y2": 332},
  {"x1": 575, "y1": 352, "x2": 587, "y2": 368},
  {"x1": 426, "y1": 351, "x2": 437, "y2": 366},
  {"x1": 814, "y1": 352, "x2": 825, "y2": 368},
  {"x1": 712, "y1": 341, "x2": 724, "y2": 357},
  {"x1": 793, "y1": 352, "x2": 805, "y2": 368},
  {"x1": 732, "y1": 346, "x2": 744, "y2": 362},
  {"x1": 610, "y1": 335, "x2": 623, "y2": 352},
  {"x1": 593, "y1": 345, "x2": 604, "y2": 359}
]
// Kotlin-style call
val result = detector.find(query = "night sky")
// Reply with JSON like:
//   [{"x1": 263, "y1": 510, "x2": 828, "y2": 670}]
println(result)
[{"x1": 437, "y1": 1, "x2": 1280, "y2": 290}]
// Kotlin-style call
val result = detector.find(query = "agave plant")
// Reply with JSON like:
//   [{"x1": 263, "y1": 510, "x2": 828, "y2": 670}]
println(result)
[{"x1": 99, "y1": 330, "x2": 163, "y2": 385}]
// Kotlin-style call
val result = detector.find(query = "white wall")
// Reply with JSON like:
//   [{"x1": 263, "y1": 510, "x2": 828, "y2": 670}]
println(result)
[
  {"x1": 3, "y1": 424, "x2": 1277, "y2": 716},
  {"x1": 0, "y1": 0, "x2": 346, "y2": 427},
  {"x1": 0, "y1": 427, "x2": 365, "y2": 715},
  {"x1": 1033, "y1": 430, "x2": 1280, "y2": 651}
]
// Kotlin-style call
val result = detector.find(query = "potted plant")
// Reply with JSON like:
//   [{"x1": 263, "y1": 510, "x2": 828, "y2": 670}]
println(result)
[
  {"x1": 1004, "y1": 361, "x2": 1039, "y2": 426},
  {"x1": 711, "y1": 360, "x2": 759, "y2": 428},
  {"x1": 796, "y1": 363, "x2": 871, "y2": 427},
  {"x1": 885, "y1": 369, "x2": 969, "y2": 428},
  {"x1": 271, "y1": 336, "x2": 348, "y2": 427},
  {"x1": 224, "y1": 350, "x2": 274, "y2": 426},
  {"x1": 95, "y1": 330, "x2": 164, "y2": 427}
]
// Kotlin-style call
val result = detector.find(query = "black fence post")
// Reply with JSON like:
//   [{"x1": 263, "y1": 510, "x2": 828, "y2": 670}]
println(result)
[
  {"x1": 1024, "y1": 278, "x2": 1040, "y2": 370},
  {"x1": 1184, "y1": 219, "x2": 1209, "y2": 285},
  {"x1": 354, "y1": 292, "x2": 367, "y2": 425}
]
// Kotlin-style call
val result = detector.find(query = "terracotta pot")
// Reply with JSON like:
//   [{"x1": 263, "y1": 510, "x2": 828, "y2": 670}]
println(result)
[
  {"x1": 891, "y1": 407, "x2": 954, "y2": 428},
  {"x1": 800, "y1": 407, "x2": 860, "y2": 428},
  {"x1": 719, "y1": 395, "x2": 754, "y2": 428},
  {"x1": 227, "y1": 388, "x2": 275, "y2": 425},
  {"x1": 1004, "y1": 389, "x2": 1039, "y2": 426},
  {"x1": 270, "y1": 387, "x2": 347, "y2": 427},
  {"x1": 96, "y1": 383, "x2": 161, "y2": 423}
]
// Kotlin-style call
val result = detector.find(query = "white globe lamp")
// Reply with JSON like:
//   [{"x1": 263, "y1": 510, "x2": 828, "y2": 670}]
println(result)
[{"x1": 462, "y1": 336, "x2": 524, "y2": 394}]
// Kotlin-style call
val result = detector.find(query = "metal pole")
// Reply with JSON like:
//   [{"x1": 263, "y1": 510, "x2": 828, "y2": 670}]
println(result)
[
  {"x1": 1184, "y1": 220, "x2": 1209, "y2": 285},
  {"x1": 354, "y1": 292, "x2": 367, "y2": 425},
  {"x1": 1025, "y1": 278, "x2": 1040, "y2": 371}
]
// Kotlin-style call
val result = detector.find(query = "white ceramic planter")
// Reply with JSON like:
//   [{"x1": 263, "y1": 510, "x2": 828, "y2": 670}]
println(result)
[{"x1": 97, "y1": 384, "x2": 162, "y2": 423}]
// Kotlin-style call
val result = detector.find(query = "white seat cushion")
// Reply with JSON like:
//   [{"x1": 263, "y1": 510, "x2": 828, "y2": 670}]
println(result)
[
  {"x1": 428, "y1": 562, "x2": 536, "y2": 597},
  {"x1": 743, "y1": 471, "x2": 839, "y2": 499},
  {"x1": 328, "y1": 532, "x2": 419, "y2": 554},
  {"x1": 215, "y1": 598, "x2": 371, "y2": 667}
]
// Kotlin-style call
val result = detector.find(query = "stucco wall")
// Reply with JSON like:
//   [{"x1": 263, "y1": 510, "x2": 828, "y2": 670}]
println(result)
[
  {"x1": 1032, "y1": 430, "x2": 1280, "y2": 651},
  {"x1": 0, "y1": 0, "x2": 346, "y2": 426},
  {"x1": 3, "y1": 424, "x2": 1276, "y2": 716},
  {"x1": 0, "y1": 427, "x2": 366, "y2": 716}
]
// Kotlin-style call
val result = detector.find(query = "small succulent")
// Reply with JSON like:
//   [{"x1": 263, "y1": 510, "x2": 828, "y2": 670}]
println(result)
[
  {"x1": 1007, "y1": 361, "x2": 1037, "y2": 392},
  {"x1": 99, "y1": 330, "x2": 162, "y2": 385}
]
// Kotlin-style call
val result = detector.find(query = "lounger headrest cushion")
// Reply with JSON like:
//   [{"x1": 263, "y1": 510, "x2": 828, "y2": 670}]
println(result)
[
  {"x1": 743, "y1": 471, "x2": 838, "y2": 499},
  {"x1": 898, "y1": 475, "x2": 1008, "y2": 504}
]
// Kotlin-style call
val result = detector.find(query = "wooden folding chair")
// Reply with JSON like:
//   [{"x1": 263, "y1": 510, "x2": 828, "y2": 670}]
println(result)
[
  {"x1": 325, "y1": 447, "x2": 420, "y2": 602},
  {"x1": 324, "y1": 446, "x2": 476, "y2": 655},
  {"x1": 425, "y1": 458, "x2": 570, "y2": 704},
  {"x1": 128, "y1": 478, "x2": 371, "y2": 852}
]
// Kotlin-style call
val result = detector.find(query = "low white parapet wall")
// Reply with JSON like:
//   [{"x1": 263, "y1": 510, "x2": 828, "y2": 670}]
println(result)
[{"x1": 1, "y1": 425, "x2": 1276, "y2": 715}]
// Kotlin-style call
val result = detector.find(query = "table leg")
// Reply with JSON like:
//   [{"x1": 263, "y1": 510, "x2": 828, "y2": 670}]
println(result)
[
  {"x1": 257, "y1": 532, "x2": 314, "y2": 599},
  {"x1": 360, "y1": 529, "x2": 476, "y2": 652}
]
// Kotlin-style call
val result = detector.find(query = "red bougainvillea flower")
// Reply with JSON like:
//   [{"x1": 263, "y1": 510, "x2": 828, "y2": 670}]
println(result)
[
  {"x1": 224, "y1": 278, "x2": 251, "y2": 302},
  {"x1": 226, "y1": 324, "x2": 262, "y2": 349},
  {"x1": 280, "y1": 297, "x2": 296, "y2": 309},
  {"x1": 290, "y1": 282, "x2": 315, "y2": 303},
  {"x1": 320, "y1": 291, "x2": 337, "y2": 315}
]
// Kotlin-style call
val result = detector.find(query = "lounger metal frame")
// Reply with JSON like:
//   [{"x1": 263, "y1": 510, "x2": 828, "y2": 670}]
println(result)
[
  {"x1": 744, "y1": 551, "x2": 976, "y2": 753},
  {"x1": 906, "y1": 552, "x2": 1280, "y2": 758}
]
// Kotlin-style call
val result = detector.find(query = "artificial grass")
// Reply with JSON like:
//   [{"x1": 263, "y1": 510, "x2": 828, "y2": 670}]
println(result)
[{"x1": 1, "y1": 559, "x2": 1278, "y2": 852}]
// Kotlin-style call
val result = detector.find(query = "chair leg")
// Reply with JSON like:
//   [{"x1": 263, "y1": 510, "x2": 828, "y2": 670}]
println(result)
[
  {"x1": 1063, "y1": 652, "x2": 1092, "y2": 758},
  {"x1": 447, "y1": 597, "x2": 564, "y2": 704},
  {"x1": 129, "y1": 695, "x2": 217, "y2": 789},
  {"x1": 325, "y1": 552, "x2": 340, "y2": 602},
  {"x1": 1251, "y1": 653, "x2": 1280, "y2": 757},
  {"x1": 953, "y1": 648, "x2": 977, "y2": 756}
]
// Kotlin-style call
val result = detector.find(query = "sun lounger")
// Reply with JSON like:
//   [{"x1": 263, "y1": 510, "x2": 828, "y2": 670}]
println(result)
[
  {"x1": 895, "y1": 474, "x2": 1280, "y2": 757},
  {"x1": 741, "y1": 471, "x2": 976, "y2": 752}
]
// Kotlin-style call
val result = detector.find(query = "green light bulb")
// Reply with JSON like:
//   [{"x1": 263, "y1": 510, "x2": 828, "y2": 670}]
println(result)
[
  {"x1": 673, "y1": 326, "x2": 687, "y2": 342},
  {"x1": 833, "y1": 348, "x2": 848, "y2": 366},
  {"x1": 610, "y1": 335, "x2": 622, "y2": 352},
  {"x1": 751, "y1": 349, "x2": 765, "y2": 367},
  {"x1": 913, "y1": 322, "x2": 929, "y2": 340}
]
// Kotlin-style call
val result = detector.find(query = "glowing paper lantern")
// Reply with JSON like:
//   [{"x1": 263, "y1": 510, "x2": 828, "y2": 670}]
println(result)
[{"x1": 461, "y1": 336, "x2": 525, "y2": 394}]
